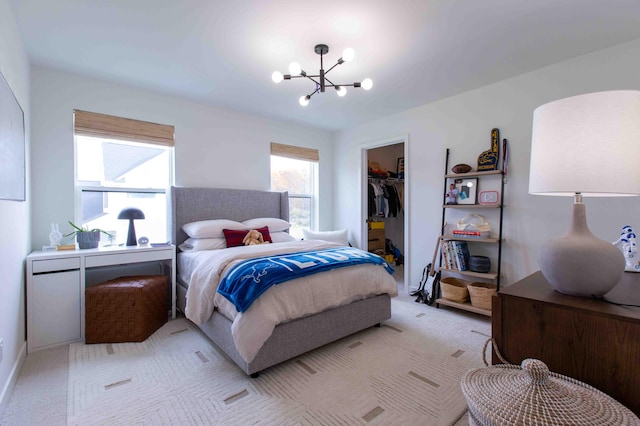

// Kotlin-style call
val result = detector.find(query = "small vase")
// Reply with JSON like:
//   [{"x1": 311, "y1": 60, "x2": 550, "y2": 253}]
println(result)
[{"x1": 49, "y1": 223, "x2": 62, "y2": 246}]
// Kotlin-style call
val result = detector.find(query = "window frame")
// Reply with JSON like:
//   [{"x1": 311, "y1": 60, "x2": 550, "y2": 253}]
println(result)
[
  {"x1": 72, "y1": 110, "x2": 175, "y2": 243},
  {"x1": 270, "y1": 143, "x2": 319, "y2": 236}
]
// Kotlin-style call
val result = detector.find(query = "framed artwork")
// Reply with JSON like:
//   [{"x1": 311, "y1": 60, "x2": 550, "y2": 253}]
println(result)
[
  {"x1": 0, "y1": 69, "x2": 25, "y2": 201},
  {"x1": 397, "y1": 157, "x2": 405, "y2": 179},
  {"x1": 455, "y1": 178, "x2": 477, "y2": 205}
]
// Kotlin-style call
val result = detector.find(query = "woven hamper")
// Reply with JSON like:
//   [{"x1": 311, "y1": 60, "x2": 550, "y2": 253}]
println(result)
[
  {"x1": 461, "y1": 347, "x2": 640, "y2": 425},
  {"x1": 440, "y1": 277, "x2": 470, "y2": 303},
  {"x1": 467, "y1": 282, "x2": 497, "y2": 311},
  {"x1": 85, "y1": 275, "x2": 168, "y2": 344}
]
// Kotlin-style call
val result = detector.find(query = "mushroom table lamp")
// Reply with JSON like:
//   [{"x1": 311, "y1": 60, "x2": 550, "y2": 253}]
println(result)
[
  {"x1": 118, "y1": 208, "x2": 145, "y2": 246},
  {"x1": 528, "y1": 90, "x2": 640, "y2": 297}
]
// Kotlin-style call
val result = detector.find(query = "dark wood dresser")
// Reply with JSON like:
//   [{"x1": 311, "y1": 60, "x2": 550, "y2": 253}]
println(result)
[{"x1": 492, "y1": 271, "x2": 640, "y2": 415}]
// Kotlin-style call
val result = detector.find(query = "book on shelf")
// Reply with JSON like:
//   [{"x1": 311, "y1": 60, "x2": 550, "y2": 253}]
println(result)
[
  {"x1": 455, "y1": 241, "x2": 470, "y2": 271},
  {"x1": 451, "y1": 229, "x2": 489, "y2": 239}
]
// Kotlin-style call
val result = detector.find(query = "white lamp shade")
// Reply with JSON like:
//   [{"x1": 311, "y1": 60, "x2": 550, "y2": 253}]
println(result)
[{"x1": 529, "y1": 90, "x2": 640, "y2": 197}]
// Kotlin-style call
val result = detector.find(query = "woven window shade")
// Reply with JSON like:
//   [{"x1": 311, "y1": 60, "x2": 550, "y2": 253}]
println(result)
[
  {"x1": 74, "y1": 110, "x2": 175, "y2": 147},
  {"x1": 271, "y1": 142, "x2": 319, "y2": 162}
]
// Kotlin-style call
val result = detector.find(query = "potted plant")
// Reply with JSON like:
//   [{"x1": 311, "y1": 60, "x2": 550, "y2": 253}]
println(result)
[{"x1": 64, "y1": 221, "x2": 113, "y2": 249}]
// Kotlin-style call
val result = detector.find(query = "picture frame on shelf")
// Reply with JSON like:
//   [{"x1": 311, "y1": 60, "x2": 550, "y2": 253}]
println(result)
[{"x1": 455, "y1": 178, "x2": 478, "y2": 205}]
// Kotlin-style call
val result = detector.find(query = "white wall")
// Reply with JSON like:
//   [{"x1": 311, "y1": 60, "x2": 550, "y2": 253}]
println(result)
[
  {"x1": 0, "y1": 0, "x2": 30, "y2": 414},
  {"x1": 334, "y1": 38, "x2": 640, "y2": 291},
  {"x1": 30, "y1": 66, "x2": 334, "y2": 248}
]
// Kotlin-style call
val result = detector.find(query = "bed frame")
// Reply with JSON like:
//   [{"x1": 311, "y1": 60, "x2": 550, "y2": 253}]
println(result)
[{"x1": 171, "y1": 186, "x2": 392, "y2": 377}]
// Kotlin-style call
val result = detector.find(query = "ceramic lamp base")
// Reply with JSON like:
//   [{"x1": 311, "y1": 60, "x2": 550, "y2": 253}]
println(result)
[{"x1": 539, "y1": 201, "x2": 624, "y2": 297}]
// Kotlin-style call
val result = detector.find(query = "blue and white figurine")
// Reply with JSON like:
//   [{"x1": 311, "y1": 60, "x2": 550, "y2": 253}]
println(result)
[{"x1": 613, "y1": 225, "x2": 640, "y2": 272}]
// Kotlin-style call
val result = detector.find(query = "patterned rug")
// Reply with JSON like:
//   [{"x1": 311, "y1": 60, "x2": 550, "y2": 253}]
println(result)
[{"x1": 68, "y1": 299, "x2": 490, "y2": 425}]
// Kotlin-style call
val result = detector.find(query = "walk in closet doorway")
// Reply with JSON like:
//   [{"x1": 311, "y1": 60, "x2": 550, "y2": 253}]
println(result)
[{"x1": 361, "y1": 136, "x2": 408, "y2": 294}]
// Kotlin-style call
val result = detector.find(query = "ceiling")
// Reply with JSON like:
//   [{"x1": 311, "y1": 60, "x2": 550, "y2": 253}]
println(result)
[{"x1": 9, "y1": 0, "x2": 640, "y2": 131}]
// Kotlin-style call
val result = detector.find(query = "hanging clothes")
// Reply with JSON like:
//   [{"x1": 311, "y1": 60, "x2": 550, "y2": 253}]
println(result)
[
  {"x1": 385, "y1": 184, "x2": 401, "y2": 217},
  {"x1": 368, "y1": 184, "x2": 376, "y2": 218}
]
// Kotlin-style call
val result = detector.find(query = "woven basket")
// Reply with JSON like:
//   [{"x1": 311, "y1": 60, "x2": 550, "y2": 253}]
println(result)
[
  {"x1": 440, "y1": 277, "x2": 470, "y2": 303},
  {"x1": 462, "y1": 357, "x2": 640, "y2": 425},
  {"x1": 468, "y1": 282, "x2": 497, "y2": 311}
]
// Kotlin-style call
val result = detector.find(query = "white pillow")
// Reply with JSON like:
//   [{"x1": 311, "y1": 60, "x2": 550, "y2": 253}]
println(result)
[
  {"x1": 242, "y1": 217, "x2": 291, "y2": 232},
  {"x1": 302, "y1": 229, "x2": 349, "y2": 246},
  {"x1": 270, "y1": 232, "x2": 297, "y2": 244},
  {"x1": 178, "y1": 237, "x2": 227, "y2": 251},
  {"x1": 182, "y1": 219, "x2": 247, "y2": 239}
]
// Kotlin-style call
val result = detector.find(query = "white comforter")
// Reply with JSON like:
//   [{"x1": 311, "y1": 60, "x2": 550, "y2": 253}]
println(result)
[{"x1": 181, "y1": 240, "x2": 398, "y2": 363}]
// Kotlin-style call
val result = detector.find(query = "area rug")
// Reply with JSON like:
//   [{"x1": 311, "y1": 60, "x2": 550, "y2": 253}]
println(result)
[{"x1": 68, "y1": 299, "x2": 490, "y2": 425}]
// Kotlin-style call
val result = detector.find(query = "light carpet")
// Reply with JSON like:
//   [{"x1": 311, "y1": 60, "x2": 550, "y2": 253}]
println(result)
[{"x1": 67, "y1": 299, "x2": 490, "y2": 425}]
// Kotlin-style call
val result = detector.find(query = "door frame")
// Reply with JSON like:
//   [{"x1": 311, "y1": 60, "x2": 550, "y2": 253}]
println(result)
[{"x1": 360, "y1": 134, "x2": 409, "y2": 293}]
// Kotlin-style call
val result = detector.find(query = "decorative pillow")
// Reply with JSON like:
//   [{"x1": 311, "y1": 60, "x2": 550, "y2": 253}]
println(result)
[
  {"x1": 302, "y1": 229, "x2": 349, "y2": 246},
  {"x1": 182, "y1": 219, "x2": 247, "y2": 239},
  {"x1": 178, "y1": 237, "x2": 227, "y2": 252},
  {"x1": 223, "y1": 226, "x2": 272, "y2": 247},
  {"x1": 270, "y1": 232, "x2": 297, "y2": 244},
  {"x1": 242, "y1": 217, "x2": 291, "y2": 233}
]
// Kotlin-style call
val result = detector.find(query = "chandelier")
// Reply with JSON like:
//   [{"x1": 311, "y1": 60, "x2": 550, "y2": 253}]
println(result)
[{"x1": 272, "y1": 44, "x2": 373, "y2": 106}]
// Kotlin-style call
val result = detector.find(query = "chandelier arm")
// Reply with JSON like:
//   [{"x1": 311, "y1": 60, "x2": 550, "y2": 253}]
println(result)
[
  {"x1": 324, "y1": 77, "x2": 359, "y2": 88},
  {"x1": 323, "y1": 77, "x2": 338, "y2": 88},
  {"x1": 304, "y1": 75, "x2": 321, "y2": 86},
  {"x1": 324, "y1": 61, "x2": 342, "y2": 75}
]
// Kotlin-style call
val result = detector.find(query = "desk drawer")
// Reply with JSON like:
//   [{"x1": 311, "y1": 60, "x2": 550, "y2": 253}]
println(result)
[
  {"x1": 32, "y1": 257, "x2": 81, "y2": 274},
  {"x1": 85, "y1": 249, "x2": 172, "y2": 268}
]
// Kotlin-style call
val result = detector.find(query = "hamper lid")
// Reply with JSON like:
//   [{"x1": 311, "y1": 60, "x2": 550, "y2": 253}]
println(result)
[{"x1": 461, "y1": 358, "x2": 640, "y2": 425}]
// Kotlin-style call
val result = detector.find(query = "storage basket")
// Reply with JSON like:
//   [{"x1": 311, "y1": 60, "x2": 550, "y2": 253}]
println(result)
[
  {"x1": 469, "y1": 255, "x2": 491, "y2": 273},
  {"x1": 468, "y1": 282, "x2": 497, "y2": 311},
  {"x1": 461, "y1": 344, "x2": 640, "y2": 425},
  {"x1": 440, "y1": 277, "x2": 470, "y2": 303}
]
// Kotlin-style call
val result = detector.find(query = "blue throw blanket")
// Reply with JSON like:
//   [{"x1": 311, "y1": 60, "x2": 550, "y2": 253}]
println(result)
[{"x1": 217, "y1": 247, "x2": 394, "y2": 312}]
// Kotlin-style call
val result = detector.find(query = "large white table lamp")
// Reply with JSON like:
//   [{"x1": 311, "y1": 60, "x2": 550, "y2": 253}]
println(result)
[{"x1": 529, "y1": 90, "x2": 640, "y2": 297}]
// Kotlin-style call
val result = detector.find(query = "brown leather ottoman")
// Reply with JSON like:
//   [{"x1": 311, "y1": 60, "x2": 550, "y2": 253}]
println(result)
[{"x1": 85, "y1": 275, "x2": 168, "y2": 344}]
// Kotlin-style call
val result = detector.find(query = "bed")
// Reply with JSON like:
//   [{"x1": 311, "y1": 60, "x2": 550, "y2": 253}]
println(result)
[{"x1": 171, "y1": 186, "x2": 397, "y2": 377}]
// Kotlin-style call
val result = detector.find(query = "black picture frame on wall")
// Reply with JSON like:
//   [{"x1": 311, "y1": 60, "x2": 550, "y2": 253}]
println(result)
[
  {"x1": 0, "y1": 69, "x2": 25, "y2": 201},
  {"x1": 397, "y1": 157, "x2": 405, "y2": 179}
]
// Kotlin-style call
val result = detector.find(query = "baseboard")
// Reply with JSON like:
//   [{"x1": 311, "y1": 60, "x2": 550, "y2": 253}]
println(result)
[{"x1": 0, "y1": 341, "x2": 26, "y2": 418}]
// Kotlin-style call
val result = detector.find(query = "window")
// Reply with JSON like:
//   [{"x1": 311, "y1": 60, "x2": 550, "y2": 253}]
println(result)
[
  {"x1": 270, "y1": 143, "x2": 318, "y2": 239},
  {"x1": 73, "y1": 110, "x2": 174, "y2": 245}
]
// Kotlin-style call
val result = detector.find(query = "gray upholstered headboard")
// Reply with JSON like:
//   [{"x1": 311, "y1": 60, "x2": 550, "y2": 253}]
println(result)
[{"x1": 171, "y1": 186, "x2": 289, "y2": 246}]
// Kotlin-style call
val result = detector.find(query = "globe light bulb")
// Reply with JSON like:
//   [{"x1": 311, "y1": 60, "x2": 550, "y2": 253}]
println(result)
[
  {"x1": 289, "y1": 62, "x2": 302, "y2": 76},
  {"x1": 342, "y1": 48, "x2": 355, "y2": 62},
  {"x1": 272, "y1": 71, "x2": 284, "y2": 83},
  {"x1": 361, "y1": 78, "x2": 373, "y2": 90},
  {"x1": 299, "y1": 95, "x2": 310, "y2": 106},
  {"x1": 336, "y1": 86, "x2": 347, "y2": 97}
]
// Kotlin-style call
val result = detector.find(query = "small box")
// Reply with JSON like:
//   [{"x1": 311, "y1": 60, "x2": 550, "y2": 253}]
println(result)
[{"x1": 370, "y1": 222, "x2": 385, "y2": 230}]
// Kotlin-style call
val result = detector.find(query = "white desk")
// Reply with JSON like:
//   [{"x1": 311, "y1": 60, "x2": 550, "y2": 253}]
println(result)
[{"x1": 26, "y1": 245, "x2": 176, "y2": 353}]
